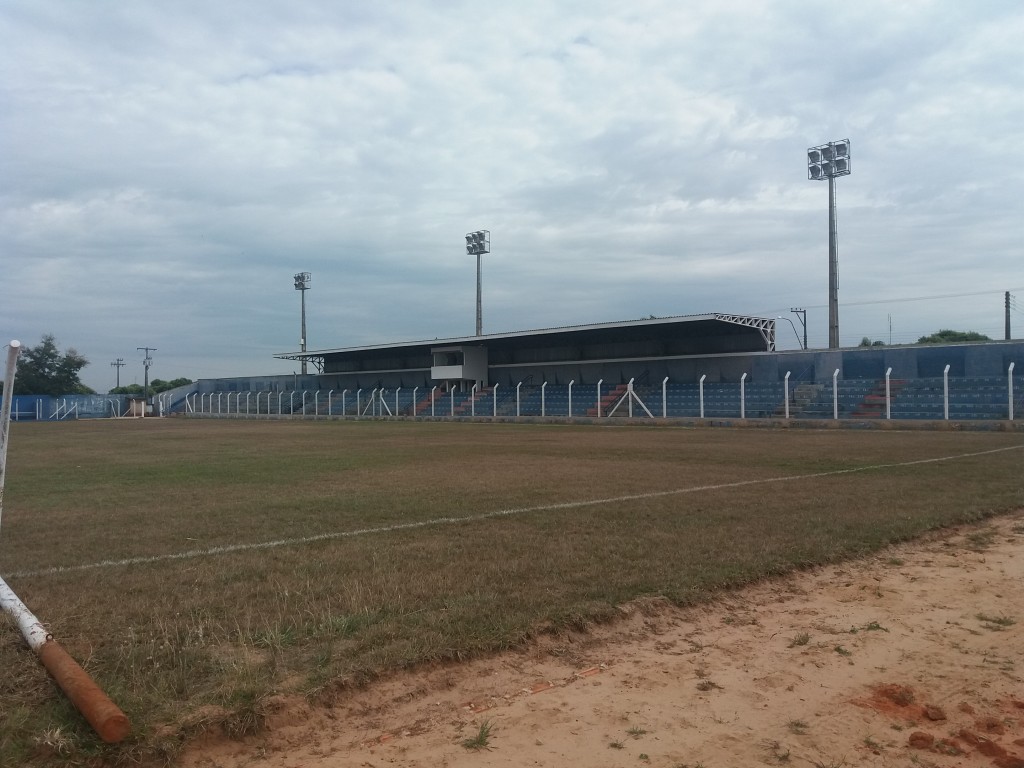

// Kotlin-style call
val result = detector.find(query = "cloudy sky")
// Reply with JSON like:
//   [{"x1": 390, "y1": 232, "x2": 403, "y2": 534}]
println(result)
[{"x1": 2, "y1": 1, "x2": 1022, "y2": 393}]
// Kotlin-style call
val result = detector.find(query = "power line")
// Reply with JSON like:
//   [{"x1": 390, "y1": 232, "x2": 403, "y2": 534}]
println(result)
[{"x1": 786, "y1": 287, "x2": 1024, "y2": 312}]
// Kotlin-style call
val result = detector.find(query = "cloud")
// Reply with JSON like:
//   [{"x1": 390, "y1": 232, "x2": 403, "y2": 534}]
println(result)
[{"x1": 2, "y1": 1, "x2": 1022, "y2": 391}]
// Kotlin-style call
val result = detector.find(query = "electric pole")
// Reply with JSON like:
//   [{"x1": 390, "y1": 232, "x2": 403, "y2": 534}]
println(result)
[
  {"x1": 137, "y1": 347, "x2": 156, "y2": 412},
  {"x1": 1007, "y1": 291, "x2": 1012, "y2": 341},
  {"x1": 111, "y1": 358, "x2": 125, "y2": 389}
]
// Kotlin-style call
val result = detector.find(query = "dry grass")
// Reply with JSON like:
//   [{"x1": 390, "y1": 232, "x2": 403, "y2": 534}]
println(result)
[{"x1": 0, "y1": 419, "x2": 1021, "y2": 766}]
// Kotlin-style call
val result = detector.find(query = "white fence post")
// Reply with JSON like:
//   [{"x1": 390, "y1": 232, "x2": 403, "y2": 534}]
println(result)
[
  {"x1": 493, "y1": 383, "x2": 499, "y2": 418},
  {"x1": 699, "y1": 374, "x2": 706, "y2": 418},
  {"x1": 740, "y1": 373, "x2": 747, "y2": 419},
  {"x1": 430, "y1": 386, "x2": 436, "y2": 417},
  {"x1": 412, "y1": 386, "x2": 418, "y2": 418},
  {"x1": 784, "y1": 371, "x2": 791, "y2": 420},
  {"x1": 662, "y1": 376, "x2": 669, "y2": 418},
  {"x1": 471, "y1": 383, "x2": 477, "y2": 417},
  {"x1": 627, "y1": 378, "x2": 634, "y2": 418},
  {"x1": 395, "y1": 387, "x2": 401, "y2": 416},
  {"x1": 596, "y1": 379, "x2": 603, "y2": 418},
  {"x1": 885, "y1": 367, "x2": 892, "y2": 420},
  {"x1": 356, "y1": 389, "x2": 362, "y2": 416},
  {"x1": 450, "y1": 386, "x2": 455, "y2": 417},
  {"x1": 943, "y1": 364, "x2": 950, "y2": 420},
  {"x1": 2, "y1": 341, "x2": 22, "y2": 523},
  {"x1": 516, "y1": 381, "x2": 522, "y2": 419},
  {"x1": 832, "y1": 369, "x2": 840, "y2": 420},
  {"x1": 568, "y1": 380, "x2": 574, "y2": 417},
  {"x1": 541, "y1": 382, "x2": 548, "y2": 417},
  {"x1": 1008, "y1": 362, "x2": 1015, "y2": 421}
]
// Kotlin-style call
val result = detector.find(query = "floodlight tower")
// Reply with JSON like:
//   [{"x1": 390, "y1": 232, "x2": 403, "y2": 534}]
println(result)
[
  {"x1": 465, "y1": 230, "x2": 490, "y2": 336},
  {"x1": 807, "y1": 139, "x2": 851, "y2": 349},
  {"x1": 293, "y1": 272, "x2": 311, "y2": 374}
]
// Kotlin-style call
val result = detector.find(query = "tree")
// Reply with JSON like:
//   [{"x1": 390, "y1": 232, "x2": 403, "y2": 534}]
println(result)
[
  {"x1": 859, "y1": 337, "x2": 885, "y2": 347},
  {"x1": 12, "y1": 335, "x2": 94, "y2": 396},
  {"x1": 109, "y1": 378, "x2": 192, "y2": 396},
  {"x1": 917, "y1": 329, "x2": 991, "y2": 344}
]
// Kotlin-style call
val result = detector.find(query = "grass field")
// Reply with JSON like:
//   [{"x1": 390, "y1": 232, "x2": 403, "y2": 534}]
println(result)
[{"x1": 1, "y1": 418, "x2": 1022, "y2": 766}]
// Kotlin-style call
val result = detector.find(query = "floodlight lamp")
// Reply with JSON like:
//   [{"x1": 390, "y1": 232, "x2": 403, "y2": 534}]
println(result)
[
  {"x1": 808, "y1": 148, "x2": 821, "y2": 164},
  {"x1": 808, "y1": 165, "x2": 824, "y2": 180},
  {"x1": 833, "y1": 140, "x2": 849, "y2": 157},
  {"x1": 821, "y1": 146, "x2": 835, "y2": 161},
  {"x1": 833, "y1": 157, "x2": 849, "y2": 173}
]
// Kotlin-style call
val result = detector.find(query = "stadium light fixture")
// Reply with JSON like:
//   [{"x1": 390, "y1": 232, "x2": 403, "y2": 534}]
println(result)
[
  {"x1": 294, "y1": 272, "x2": 311, "y2": 375},
  {"x1": 777, "y1": 316, "x2": 803, "y2": 349},
  {"x1": 465, "y1": 230, "x2": 490, "y2": 335},
  {"x1": 807, "y1": 138, "x2": 851, "y2": 349}
]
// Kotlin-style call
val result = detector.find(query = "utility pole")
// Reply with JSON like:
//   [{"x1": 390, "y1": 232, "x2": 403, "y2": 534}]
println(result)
[
  {"x1": 790, "y1": 308, "x2": 808, "y2": 350},
  {"x1": 1007, "y1": 291, "x2": 1012, "y2": 341},
  {"x1": 111, "y1": 358, "x2": 125, "y2": 389},
  {"x1": 137, "y1": 347, "x2": 156, "y2": 412}
]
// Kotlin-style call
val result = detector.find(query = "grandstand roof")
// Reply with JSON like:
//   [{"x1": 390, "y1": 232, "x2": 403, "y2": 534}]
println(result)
[{"x1": 274, "y1": 313, "x2": 776, "y2": 371}]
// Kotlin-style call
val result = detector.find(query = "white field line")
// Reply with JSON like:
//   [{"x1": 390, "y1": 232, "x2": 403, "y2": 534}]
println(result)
[{"x1": 9, "y1": 444, "x2": 1023, "y2": 579}]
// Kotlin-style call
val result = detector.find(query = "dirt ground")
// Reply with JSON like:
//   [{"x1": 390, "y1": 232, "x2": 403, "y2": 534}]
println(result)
[{"x1": 181, "y1": 512, "x2": 1024, "y2": 768}]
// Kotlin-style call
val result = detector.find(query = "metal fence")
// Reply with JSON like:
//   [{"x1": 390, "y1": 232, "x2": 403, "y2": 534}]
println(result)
[{"x1": 184, "y1": 365, "x2": 1023, "y2": 423}]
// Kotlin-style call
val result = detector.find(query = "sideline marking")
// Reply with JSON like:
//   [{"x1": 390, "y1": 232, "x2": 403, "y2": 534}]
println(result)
[{"x1": 9, "y1": 444, "x2": 1022, "y2": 579}]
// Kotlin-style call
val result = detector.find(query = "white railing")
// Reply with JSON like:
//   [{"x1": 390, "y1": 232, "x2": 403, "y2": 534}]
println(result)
[{"x1": 180, "y1": 362, "x2": 1023, "y2": 424}]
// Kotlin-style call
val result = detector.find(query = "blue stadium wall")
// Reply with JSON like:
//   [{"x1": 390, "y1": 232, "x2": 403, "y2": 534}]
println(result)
[{"x1": 195, "y1": 340, "x2": 1024, "y2": 393}]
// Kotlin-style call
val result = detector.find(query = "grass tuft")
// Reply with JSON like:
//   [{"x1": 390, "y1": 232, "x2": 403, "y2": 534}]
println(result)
[
  {"x1": 976, "y1": 613, "x2": 1016, "y2": 630},
  {"x1": 787, "y1": 719, "x2": 810, "y2": 735},
  {"x1": 461, "y1": 720, "x2": 493, "y2": 751}
]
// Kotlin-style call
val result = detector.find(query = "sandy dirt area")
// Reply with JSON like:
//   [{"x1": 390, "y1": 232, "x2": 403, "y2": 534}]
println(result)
[{"x1": 181, "y1": 512, "x2": 1024, "y2": 768}]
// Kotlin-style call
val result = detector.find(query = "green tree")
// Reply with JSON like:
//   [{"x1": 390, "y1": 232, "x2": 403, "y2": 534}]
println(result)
[
  {"x1": 151, "y1": 377, "x2": 193, "y2": 394},
  {"x1": 109, "y1": 384, "x2": 145, "y2": 396},
  {"x1": 916, "y1": 329, "x2": 991, "y2": 344},
  {"x1": 108, "y1": 378, "x2": 192, "y2": 396},
  {"x1": 859, "y1": 337, "x2": 885, "y2": 347},
  {"x1": 12, "y1": 335, "x2": 94, "y2": 396}
]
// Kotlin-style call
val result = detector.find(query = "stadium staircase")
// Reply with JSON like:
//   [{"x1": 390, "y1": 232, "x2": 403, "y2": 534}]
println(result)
[
  {"x1": 851, "y1": 379, "x2": 906, "y2": 418},
  {"x1": 586, "y1": 384, "x2": 629, "y2": 417}
]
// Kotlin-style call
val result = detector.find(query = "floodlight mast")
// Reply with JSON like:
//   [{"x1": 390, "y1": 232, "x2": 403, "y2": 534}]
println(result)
[
  {"x1": 465, "y1": 231, "x2": 490, "y2": 336},
  {"x1": 293, "y1": 272, "x2": 311, "y2": 374},
  {"x1": 807, "y1": 139, "x2": 850, "y2": 349}
]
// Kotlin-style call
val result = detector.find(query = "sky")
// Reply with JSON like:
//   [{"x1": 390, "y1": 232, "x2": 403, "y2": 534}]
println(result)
[{"x1": 2, "y1": 1, "x2": 1022, "y2": 393}]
